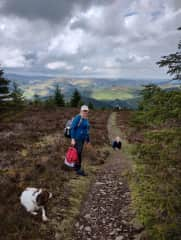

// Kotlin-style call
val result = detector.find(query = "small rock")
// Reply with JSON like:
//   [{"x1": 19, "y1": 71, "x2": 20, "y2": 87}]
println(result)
[
  {"x1": 115, "y1": 236, "x2": 124, "y2": 240},
  {"x1": 75, "y1": 222, "x2": 79, "y2": 228},
  {"x1": 102, "y1": 219, "x2": 106, "y2": 224},
  {"x1": 80, "y1": 225, "x2": 84, "y2": 230},
  {"x1": 59, "y1": 208, "x2": 66, "y2": 213},
  {"x1": 121, "y1": 220, "x2": 127, "y2": 225},
  {"x1": 124, "y1": 192, "x2": 130, "y2": 197},
  {"x1": 95, "y1": 181, "x2": 104, "y2": 185},
  {"x1": 109, "y1": 222, "x2": 112, "y2": 227},
  {"x1": 109, "y1": 230, "x2": 116, "y2": 236},
  {"x1": 100, "y1": 189, "x2": 106, "y2": 195},
  {"x1": 84, "y1": 214, "x2": 91, "y2": 219},
  {"x1": 85, "y1": 226, "x2": 91, "y2": 232},
  {"x1": 116, "y1": 227, "x2": 122, "y2": 232},
  {"x1": 101, "y1": 207, "x2": 106, "y2": 212}
]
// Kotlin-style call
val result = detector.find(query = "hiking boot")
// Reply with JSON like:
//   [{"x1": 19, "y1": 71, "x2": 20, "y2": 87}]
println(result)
[{"x1": 76, "y1": 169, "x2": 87, "y2": 176}]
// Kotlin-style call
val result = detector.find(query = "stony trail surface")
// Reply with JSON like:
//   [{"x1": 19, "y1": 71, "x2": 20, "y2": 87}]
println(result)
[{"x1": 73, "y1": 112, "x2": 141, "y2": 240}]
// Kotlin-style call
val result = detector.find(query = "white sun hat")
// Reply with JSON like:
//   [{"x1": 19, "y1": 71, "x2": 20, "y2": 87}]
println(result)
[{"x1": 81, "y1": 105, "x2": 89, "y2": 111}]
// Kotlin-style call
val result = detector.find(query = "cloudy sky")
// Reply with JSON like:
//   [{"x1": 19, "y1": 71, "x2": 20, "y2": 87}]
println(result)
[{"x1": 0, "y1": 0, "x2": 181, "y2": 79}]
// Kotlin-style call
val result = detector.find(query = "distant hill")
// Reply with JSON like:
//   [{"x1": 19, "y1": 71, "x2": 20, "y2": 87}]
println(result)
[
  {"x1": 82, "y1": 96, "x2": 140, "y2": 109},
  {"x1": 5, "y1": 73, "x2": 52, "y2": 84},
  {"x1": 5, "y1": 72, "x2": 177, "y2": 109}
]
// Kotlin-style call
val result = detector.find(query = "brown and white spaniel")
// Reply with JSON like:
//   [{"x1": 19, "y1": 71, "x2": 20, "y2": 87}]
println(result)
[{"x1": 20, "y1": 187, "x2": 52, "y2": 221}]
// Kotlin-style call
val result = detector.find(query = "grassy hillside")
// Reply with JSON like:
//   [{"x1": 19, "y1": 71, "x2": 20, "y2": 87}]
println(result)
[
  {"x1": 0, "y1": 107, "x2": 110, "y2": 240},
  {"x1": 91, "y1": 87, "x2": 138, "y2": 100}
]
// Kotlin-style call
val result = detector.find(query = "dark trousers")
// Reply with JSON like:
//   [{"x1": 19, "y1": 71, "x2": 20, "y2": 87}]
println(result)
[
  {"x1": 112, "y1": 141, "x2": 122, "y2": 150},
  {"x1": 74, "y1": 140, "x2": 84, "y2": 170}
]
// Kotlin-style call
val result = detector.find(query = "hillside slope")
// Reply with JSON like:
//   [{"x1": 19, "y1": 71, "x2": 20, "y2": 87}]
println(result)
[{"x1": 0, "y1": 107, "x2": 110, "y2": 240}]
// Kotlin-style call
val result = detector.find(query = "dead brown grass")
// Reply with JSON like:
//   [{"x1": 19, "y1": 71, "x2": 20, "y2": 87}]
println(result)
[{"x1": 0, "y1": 107, "x2": 110, "y2": 240}]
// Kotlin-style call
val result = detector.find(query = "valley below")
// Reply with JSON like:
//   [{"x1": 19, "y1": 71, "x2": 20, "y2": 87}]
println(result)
[{"x1": 6, "y1": 73, "x2": 176, "y2": 109}]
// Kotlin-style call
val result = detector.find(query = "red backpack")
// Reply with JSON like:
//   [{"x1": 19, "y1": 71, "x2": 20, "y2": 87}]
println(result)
[{"x1": 64, "y1": 147, "x2": 79, "y2": 167}]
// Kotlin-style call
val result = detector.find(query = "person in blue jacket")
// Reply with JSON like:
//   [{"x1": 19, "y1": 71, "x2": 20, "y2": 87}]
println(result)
[{"x1": 71, "y1": 105, "x2": 90, "y2": 176}]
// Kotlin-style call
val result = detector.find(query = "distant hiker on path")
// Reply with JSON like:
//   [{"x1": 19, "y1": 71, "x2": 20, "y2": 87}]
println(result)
[
  {"x1": 112, "y1": 136, "x2": 122, "y2": 150},
  {"x1": 71, "y1": 105, "x2": 90, "y2": 176}
]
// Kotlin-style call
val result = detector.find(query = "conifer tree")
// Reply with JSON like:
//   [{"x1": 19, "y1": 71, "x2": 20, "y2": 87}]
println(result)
[
  {"x1": 0, "y1": 67, "x2": 11, "y2": 111},
  {"x1": 88, "y1": 101, "x2": 94, "y2": 109},
  {"x1": 11, "y1": 82, "x2": 24, "y2": 109},
  {"x1": 33, "y1": 94, "x2": 42, "y2": 106},
  {"x1": 157, "y1": 27, "x2": 181, "y2": 81},
  {"x1": 70, "y1": 89, "x2": 81, "y2": 107},
  {"x1": 54, "y1": 84, "x2": 65, "y2": 107}
]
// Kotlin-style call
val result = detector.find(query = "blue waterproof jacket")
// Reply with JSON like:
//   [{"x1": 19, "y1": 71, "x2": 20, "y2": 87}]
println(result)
[{"x1": 70, "y1": 114, "x2": 90, "y2": 142}]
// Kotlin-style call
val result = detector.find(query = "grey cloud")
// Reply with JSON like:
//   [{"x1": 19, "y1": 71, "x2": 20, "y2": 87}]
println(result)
[
  {"x1": 70, "y1": 1, "x2": 131, "y2": 37},
  {"x1": 0, "y1": 0, "x2": 111, "y2": 23},
  {"x1": 24, "y1": 52, "x2": 38, "y2": 63},
  {"x1": 70, "y1": 17, "x2": 122, "y2": 37},
  {"x1": 1, "y1": 0, "x2": 90, "y2": 23},
  {"x1": 173, "y1": 0, "x2": 181, "y2": 10},
  {"x1": 0, "y1": 0, "x2": 180, "y2": 79}
]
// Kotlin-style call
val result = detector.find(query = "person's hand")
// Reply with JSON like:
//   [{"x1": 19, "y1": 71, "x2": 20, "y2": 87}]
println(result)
[{"x1": 71, "y1": 139, "x2": 76, "y2": 146}]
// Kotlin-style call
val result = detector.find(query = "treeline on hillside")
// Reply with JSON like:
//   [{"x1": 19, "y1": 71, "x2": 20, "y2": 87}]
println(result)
[
  {"x1": 0, "y1": 68, "x2": 94, "y2": 113},
  {"x1": 129, "y1": 28, "x2": 181, "y2": 240}
]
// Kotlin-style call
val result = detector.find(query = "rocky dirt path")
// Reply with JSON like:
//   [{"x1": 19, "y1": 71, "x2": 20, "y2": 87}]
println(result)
[{"x1": 73, "y1": 112, "x2": 141, "y2": 240}]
